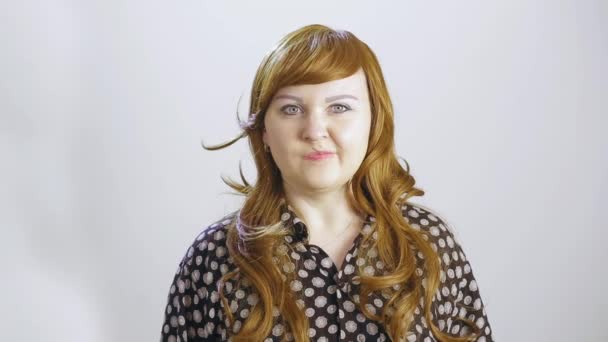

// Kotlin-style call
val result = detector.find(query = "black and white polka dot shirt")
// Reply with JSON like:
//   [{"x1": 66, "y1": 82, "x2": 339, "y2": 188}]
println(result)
[{"x1": 160, "y1": 200, "x2": 493, "y2": 341}]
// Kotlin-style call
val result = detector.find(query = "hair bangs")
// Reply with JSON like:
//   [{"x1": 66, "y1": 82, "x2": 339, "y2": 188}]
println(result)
[{"x1": 257, "y1": 27, "x2": 365, "y2": 110}]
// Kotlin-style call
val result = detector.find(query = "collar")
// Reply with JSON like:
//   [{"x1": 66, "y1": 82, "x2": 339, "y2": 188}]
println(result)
[
  {"x1": 278, "y1": 198, "x2": 309, "y2": 243},
  {"x1": 278, "y1": 197, "x2": 377, "y2": 244}
]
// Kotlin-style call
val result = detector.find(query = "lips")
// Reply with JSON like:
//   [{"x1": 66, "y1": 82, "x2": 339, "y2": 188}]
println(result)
[{"x1": 304, "y1": 151, "x2": 335, "y2": 160}]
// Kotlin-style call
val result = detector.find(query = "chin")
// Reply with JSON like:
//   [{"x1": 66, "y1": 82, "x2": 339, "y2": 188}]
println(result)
[{"x1": 302, "y1": 178, "x2": 347, "y2": 191}]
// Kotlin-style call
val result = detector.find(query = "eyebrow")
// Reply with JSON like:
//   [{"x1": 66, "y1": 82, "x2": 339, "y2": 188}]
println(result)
[{"x1": 273, "y1": 94, "x2": 359, "y2": 103}]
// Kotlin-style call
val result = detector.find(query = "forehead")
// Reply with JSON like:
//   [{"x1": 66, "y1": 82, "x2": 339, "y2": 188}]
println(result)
[{"x1": 272, "y1": 68, "x2": 368, "y2": 99}]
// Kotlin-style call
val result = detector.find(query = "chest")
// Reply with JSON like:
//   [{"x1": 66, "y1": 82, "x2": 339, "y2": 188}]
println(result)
[
  {"x1": 307, "y1": 228, "x2": 361, "y2": 269},
  {"x1": 217, "y1": 234, "x2": 438, "y2": 342}
]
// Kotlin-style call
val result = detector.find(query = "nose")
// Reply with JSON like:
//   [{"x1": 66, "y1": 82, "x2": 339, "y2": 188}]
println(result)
[{"x1": 302, "y1": 111, "x2": 329, "y2": 141}]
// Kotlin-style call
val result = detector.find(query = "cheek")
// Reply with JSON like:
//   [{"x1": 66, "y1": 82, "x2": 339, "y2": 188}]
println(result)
[
  {"x1": 335, "y1": 117, "x2": 371, "y2": 150},
  {"x1": 266, "y1": 127, "x2": 295, "y2": 164},
  {"x1": 265, "y1": 123, "x2": 288, "y2": 146}
]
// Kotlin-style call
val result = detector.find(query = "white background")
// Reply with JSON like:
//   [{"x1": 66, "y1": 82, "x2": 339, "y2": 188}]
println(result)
[{"x1": 2, "y1": 1, "x2": 606, "y2": 341}]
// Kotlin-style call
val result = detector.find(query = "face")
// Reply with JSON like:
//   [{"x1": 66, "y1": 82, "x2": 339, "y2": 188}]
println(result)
[{"x1": 262, "y1": 68, "x2": 372, "y2": 194}]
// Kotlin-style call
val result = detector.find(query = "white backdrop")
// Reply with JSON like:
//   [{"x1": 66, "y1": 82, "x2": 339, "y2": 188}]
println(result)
[{"x1": 2, "y1": 1, "x2": 607, "y2": 341}]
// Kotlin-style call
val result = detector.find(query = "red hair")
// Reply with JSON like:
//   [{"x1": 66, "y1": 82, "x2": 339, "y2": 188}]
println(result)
[{"x1": 203, "y1": 24, "x2": 481, "y2": 341}]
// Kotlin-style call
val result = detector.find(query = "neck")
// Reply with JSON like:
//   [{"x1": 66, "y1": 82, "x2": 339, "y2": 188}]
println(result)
[{"x1": 282, "y1": 183, "x2": 363, "y2": 238}]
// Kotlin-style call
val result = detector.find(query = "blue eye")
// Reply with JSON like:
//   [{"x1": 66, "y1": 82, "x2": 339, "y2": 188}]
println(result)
[
  {"x1": 281, "y1": 105, "x2": 302, "y2": 115},
  {"x1": 331, "y1": 104, "x2": 351, "y2": 113},
  {"x1": 280, "y1": 104, "x2": 351, "y2": 115}
]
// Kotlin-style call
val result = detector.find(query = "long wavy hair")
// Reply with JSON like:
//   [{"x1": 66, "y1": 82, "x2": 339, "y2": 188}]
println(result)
[{"x1": 202, "y1": 24, "x2": 480, "y2": 341}]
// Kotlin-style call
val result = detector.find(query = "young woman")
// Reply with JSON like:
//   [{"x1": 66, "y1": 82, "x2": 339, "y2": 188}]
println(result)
[{"x1": 160, "y1": 24, "x2": 493, "y2": 342}]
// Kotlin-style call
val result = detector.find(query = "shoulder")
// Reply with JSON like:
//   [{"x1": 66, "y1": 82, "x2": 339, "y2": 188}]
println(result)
[
  {"x1": 174, "y1": 211, "x2": 238, "y2": 279},
  {"x1": 160, "y1": 212, "x2": 238, "y2": 340},
  {"x1": 190, "y1": 211, "x2": 236, "y2": 252},
  {"x1": 399, "y1": 201, "x2": 472, "y2": 274},
  {"x1": 400, "y1": 202, "x2": 463, "y2": 249},
  {"x1": 400, "y1": 202, "x2": 494, "y2": 337}
]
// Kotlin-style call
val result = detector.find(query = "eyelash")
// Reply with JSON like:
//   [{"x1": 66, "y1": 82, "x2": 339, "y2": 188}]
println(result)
[{"x1": 280, "y1": 104, "x2": 351, "y2": 115}]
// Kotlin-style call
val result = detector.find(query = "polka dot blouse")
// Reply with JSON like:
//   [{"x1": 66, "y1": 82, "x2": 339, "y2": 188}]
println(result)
[{"x1": 160, "y1": 200, "x2": 493, "y2": 341}]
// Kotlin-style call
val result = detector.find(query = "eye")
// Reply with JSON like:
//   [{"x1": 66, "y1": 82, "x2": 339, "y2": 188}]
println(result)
[
  {"x1": 331, "y1": 104, "x2": 351, "y2": 113},
  {"x1": 280, "y1": 105, "x2": 302, "y2": 115}
]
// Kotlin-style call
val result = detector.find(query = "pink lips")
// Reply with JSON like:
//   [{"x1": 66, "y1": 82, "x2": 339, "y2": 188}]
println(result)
[{"x1": 304, "y1": 151, "x2": 335, "y2": 161}]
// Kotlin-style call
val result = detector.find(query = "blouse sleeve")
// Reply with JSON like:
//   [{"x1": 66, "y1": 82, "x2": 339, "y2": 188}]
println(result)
[
  {"x1": 159, "y1": 226, "x2": 225, "y2": 341},
  {"x1": 404, "y1": 203, "x2": 494, "y2": 341},
  {"x1": 436, "y1": 227, "x2": 494, "y2": 341}
]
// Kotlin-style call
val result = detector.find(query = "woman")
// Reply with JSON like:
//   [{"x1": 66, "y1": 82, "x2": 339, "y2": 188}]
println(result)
[{"x1": 160, "y1": 24, "x2": 493, "y2": 341}]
